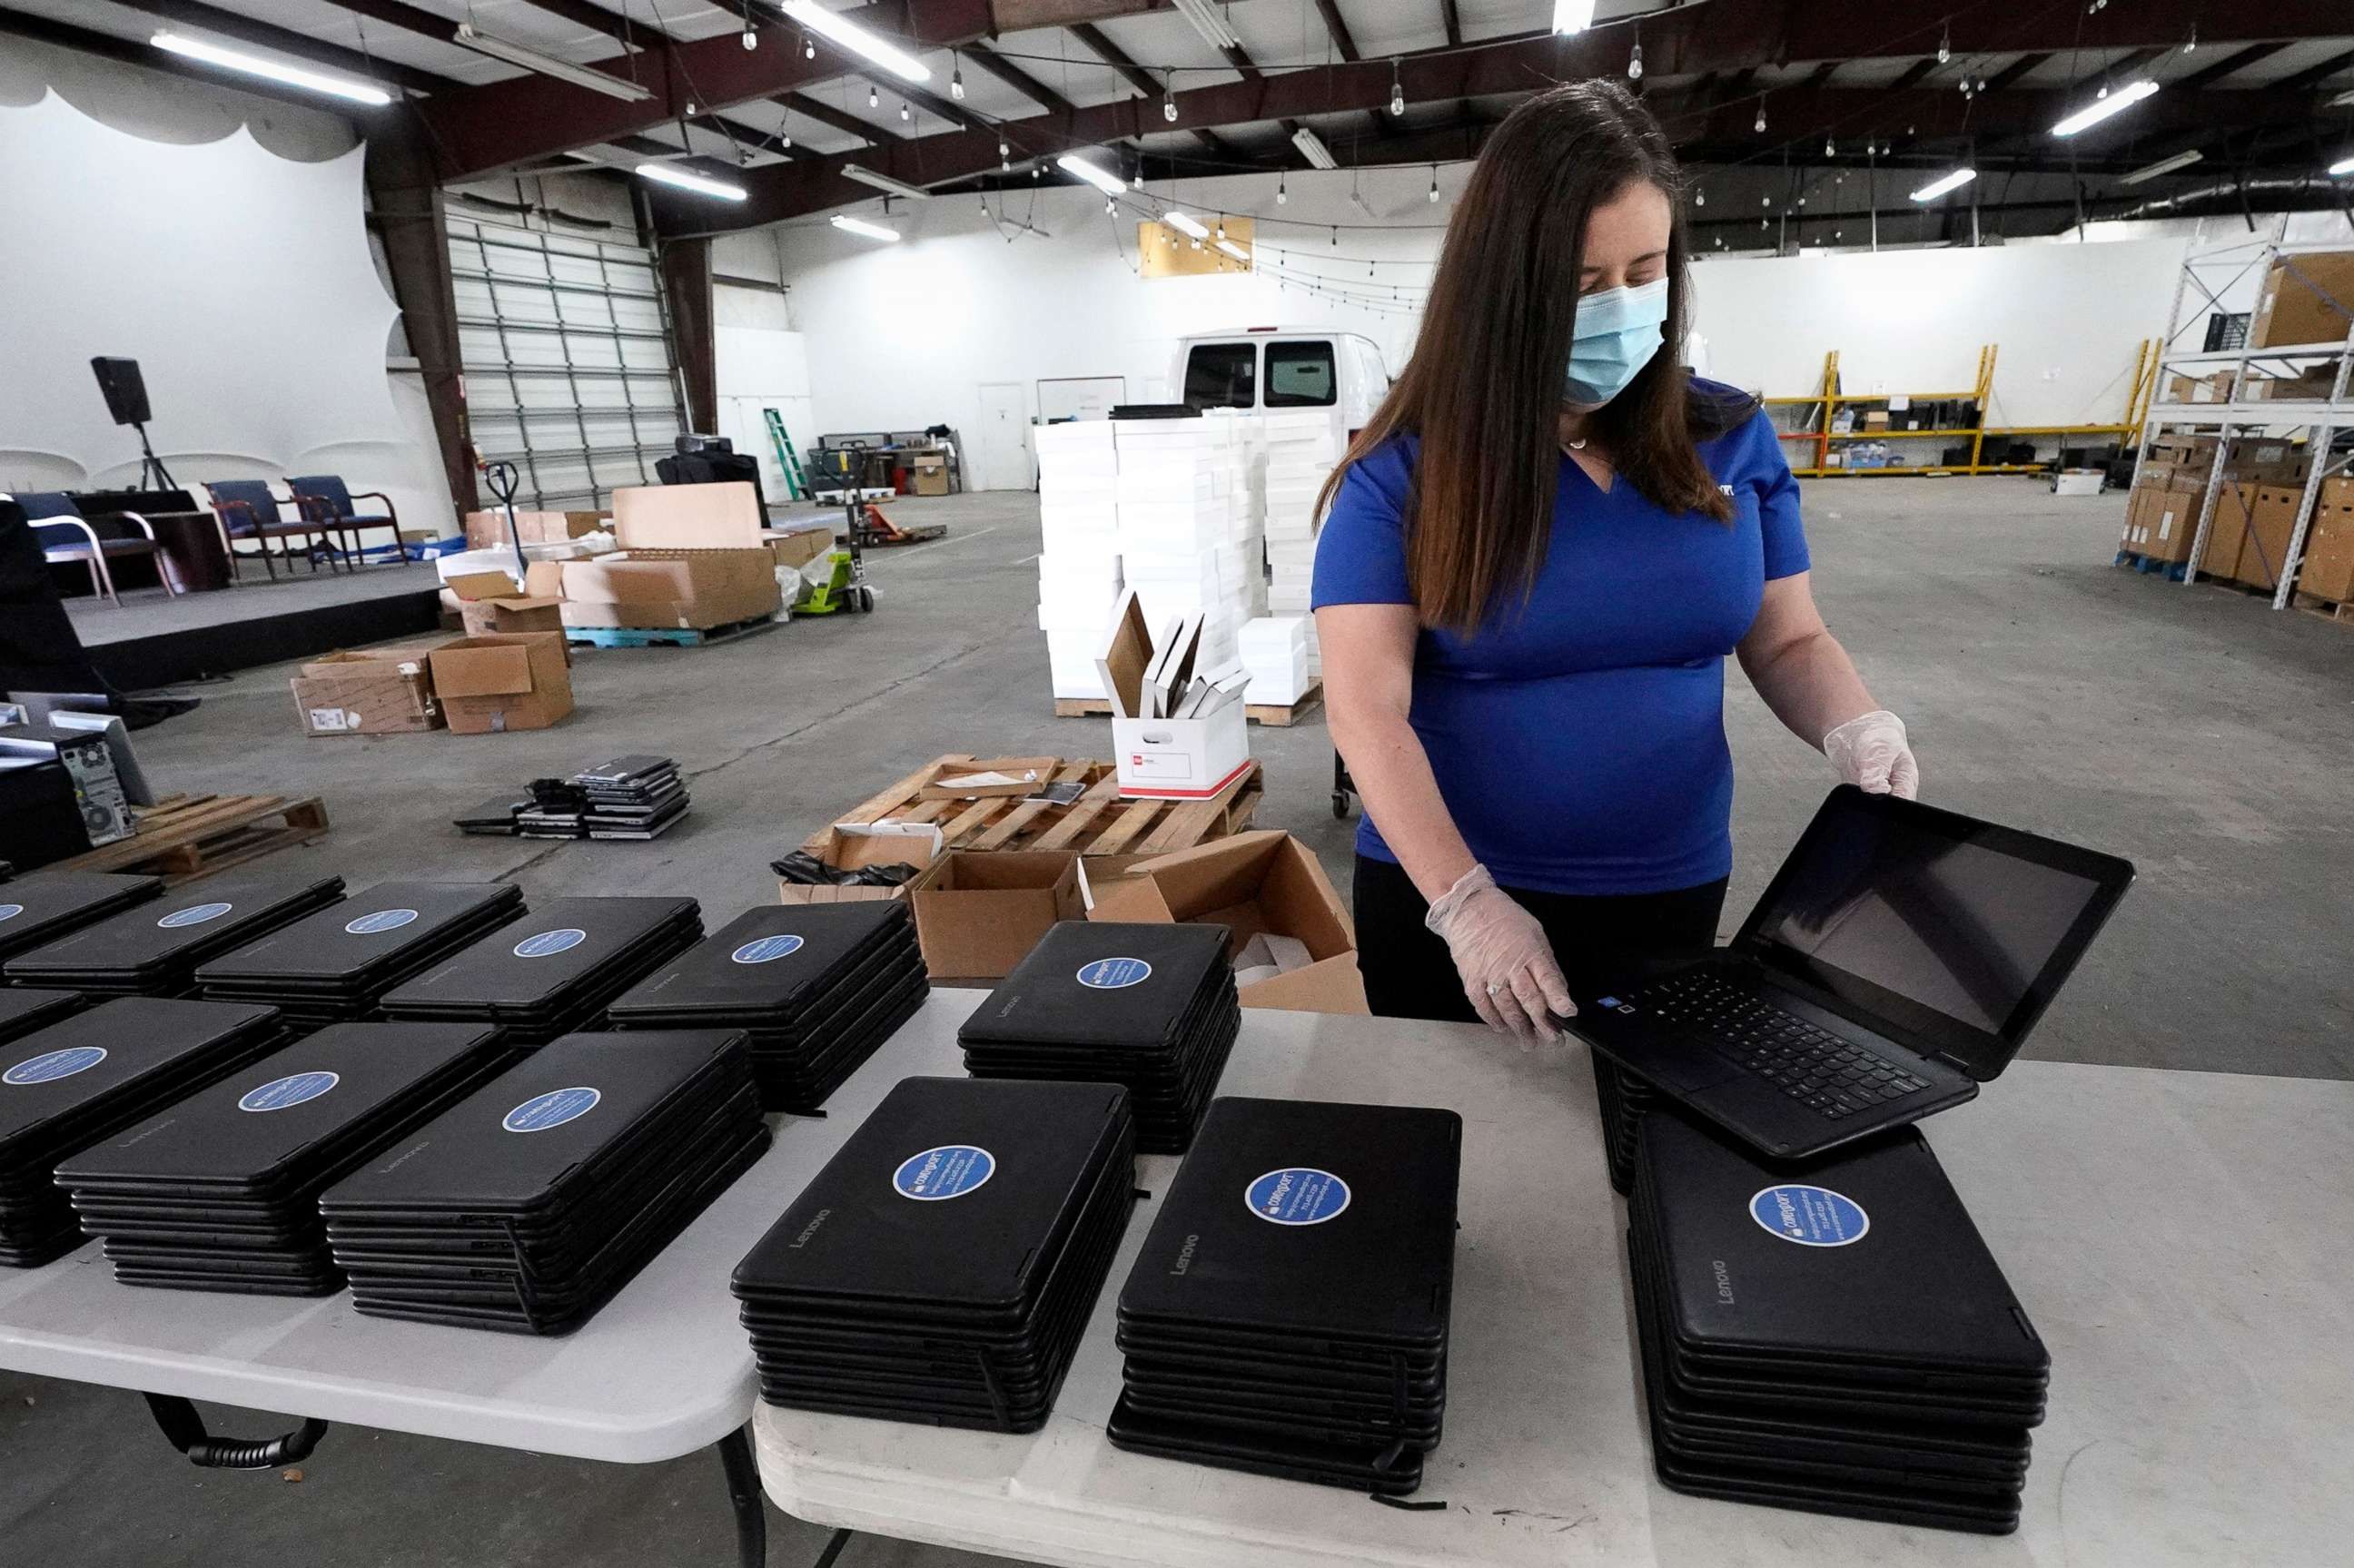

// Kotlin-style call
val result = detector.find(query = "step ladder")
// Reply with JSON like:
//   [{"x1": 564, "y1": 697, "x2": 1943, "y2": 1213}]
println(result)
[{"x1": 764, "y1": 408, "x2": 808, "y2": 501}]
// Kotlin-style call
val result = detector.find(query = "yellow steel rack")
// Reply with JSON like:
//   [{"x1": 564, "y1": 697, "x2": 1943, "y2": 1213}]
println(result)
[{"x1": 1763, "y1": 341, "x2": 2161, "y2": 478}]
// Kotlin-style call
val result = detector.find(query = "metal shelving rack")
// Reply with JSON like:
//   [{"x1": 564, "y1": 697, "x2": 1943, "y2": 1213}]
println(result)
[
  {"x1": 2131, "y1": 229, "x2": 2354, "y2": 610},
  {"x1": 1766, "y1": 342, "x2": 2160, "y2": 478}
]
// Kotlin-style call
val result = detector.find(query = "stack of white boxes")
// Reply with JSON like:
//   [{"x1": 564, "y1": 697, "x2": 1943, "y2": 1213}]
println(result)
[
  {"x1": 1113, "y1": 418, "x2": 1254, "y2": 676},
  {"x1": 1237, "y1": 615, "x2": 1311, "y2": 707},
  {"x1": 1034, "y1": 420, "x2": 1123, "y2": 703},
  {"x1": 1255, "y1": 409, "x2": 1347, "y2": 683}
]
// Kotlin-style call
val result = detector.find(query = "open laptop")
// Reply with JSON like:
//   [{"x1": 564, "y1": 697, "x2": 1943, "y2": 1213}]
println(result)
[{"x1": 1571, "y1": 786, "x2": 2133, "y2": 1159}]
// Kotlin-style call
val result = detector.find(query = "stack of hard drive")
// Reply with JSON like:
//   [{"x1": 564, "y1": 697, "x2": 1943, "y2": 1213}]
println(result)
[
  {"x1": 52, "y1": 1022, "x2": 509, "y2": 1295},
  {"x1": 1627, "y1": 1112, "x2": 2046, "y2": 1534},
  {"x1": 1109, "y1": 1097, "x2": 1462, "y2": 1494},
  {"x1": 318, "y1": 1031, "x2": 769, "y2": 1334},
  {"x1": 1591, "y1": 1052, "x2": 1655, "y2": 1195},
  {"x1": 194, "y1": 882, "x2": 527, "y2": 1028},
  {"x1": 573, "y1": 754, "x2": 689, "y2": 840},
  {"x1": 0, "y1": 870, "x2": 162, "y2": 962},
  {"x1": 0, "y1": 990, "x2": 88, "y2": 1047},
  {"x1": 0, "y1": 998, "x2": 284, "y2": 1267},
  {"x1": 379, "y1": 897, "x2": 706, "y2": 1048},
  {"x1": 608, "y1": 902, "x2": 927, "y2": 1111},
  {"x1": 732, "y1": 1076, "x2": 1135, "y2": 1433},
  {"x1": 957, "y1": 922, "x2": 1239, "y2": 1154},
  {"x1": 5, "y1": 874, "x2": 348, "y2": 998}
]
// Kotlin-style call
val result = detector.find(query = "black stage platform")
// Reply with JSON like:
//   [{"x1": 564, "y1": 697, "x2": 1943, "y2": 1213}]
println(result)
[{"x1": 64, "y1": 566, "x2": 443, "y2": 690}]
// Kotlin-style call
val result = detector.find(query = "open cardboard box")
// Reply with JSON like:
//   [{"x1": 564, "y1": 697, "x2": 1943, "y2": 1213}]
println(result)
[
  {"x1": 1084, "y1": 830, "x2": 1366, "y2": 1014},
  {"x1": 917, "y1": 757, "x2": 1063, "y2": 802},
  {"x1": 289, "y1": 643, "x2": 446, "y2": 736},
  {"x1": 569, "y1": 483, "x2": 781, "y2": 630},
  {"x1": 778, "y1": 822, "x2": 943, "y2": 906},
  {"x1": 444, "y1": 570, "x2": 564, "y2": 636},
  {"x1": 1094, "y1": 589, "x2": 1252, "y2": 800},
  {"x1": 911, "y1": 851, "x2": 1087, "y2": 985},
  {"x1": 427, "y1": 632, "x2": 574, "y2": 735}
]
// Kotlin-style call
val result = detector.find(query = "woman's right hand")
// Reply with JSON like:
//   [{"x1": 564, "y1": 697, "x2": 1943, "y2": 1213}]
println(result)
[{"x1": 1423, "y1": 864, "x2": 1578, "y2": 1045}]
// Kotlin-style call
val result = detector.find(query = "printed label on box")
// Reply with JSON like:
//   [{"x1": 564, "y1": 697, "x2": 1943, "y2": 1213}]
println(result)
[{"x1": 309, "y1": 707, "x2": 354, "y2": 732}]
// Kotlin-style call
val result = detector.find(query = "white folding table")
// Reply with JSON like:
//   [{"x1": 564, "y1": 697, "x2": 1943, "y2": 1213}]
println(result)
[{"x1": 754, "y1": 1001, "x2": 2354, "y2": 1568}]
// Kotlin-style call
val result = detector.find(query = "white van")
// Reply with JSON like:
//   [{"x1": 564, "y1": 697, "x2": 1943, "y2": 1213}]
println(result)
[{"x1": 1170, "y1": 329, "x2": 1390, "y2": 432}]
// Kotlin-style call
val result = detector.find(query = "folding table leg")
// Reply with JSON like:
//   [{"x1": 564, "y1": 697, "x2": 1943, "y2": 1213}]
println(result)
[{"x1": 716, "y1": 1424, "x2": 768, "y2": 1568}]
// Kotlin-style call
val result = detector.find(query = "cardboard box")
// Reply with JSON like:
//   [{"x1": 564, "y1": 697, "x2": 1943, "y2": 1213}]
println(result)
[
  {"x1": 611, "y1": 483, "x2": 763, "y2": 550},
  {"x1": 443, "y1": 567, "x2": 567, "y2": 637},
  {"x1": 918, "y1": 757, "x2": 1062, "y2": 802},
  {"x1": 428, "y1": 632, "x2": 574, "y2": 735},
  {"x1": 558, "y1": 549, "x2": 781, "y2": 631},
  {"x1": 462, "y1": 509, "x2": 604, "y2": 551},
  {"x1": 289, "y1": 644, "x2": 445, "y2": 736},
  {"x1": 1084, "y1": 831, "x2": 1366, "y2": 1014},
  {"x1": 2224, "y1": 437, "x2": 2308, "y2": 487},
  {"x1": 2198, "y1": 483, "x2": 2262, "y2": 580},
  {"x1": 2250, "y1": 251, "x2": 2354, "y2": 349},
  {"x1": 2122, "y1": 480, "x2": 2201, "y2": 565},
  {"x1": 777, "y1": 823, "x2": 942, "y2": 906},
  {"x1": 2165, "y1": 370, "x2": 2235, "y2": 404},
  {"x1": 764, "y1": 524, "x2": 835, "y2": 573},
  {"x1": 2246, "y1": 364, "x2": 2341, "y2": 402},
  {"x1": 909, "y1": 453, "x2": 950, "y2": 497},
  {"x1": 909, "y1": 851, "x2": 1085, "y2": 985},
  {"x1": 2236, "y1": 486, "x2": 2304, "y2": 591},
  {"x1": 2295, "y1": 498, "x2": 2354, "y2": 602},
  {"x1": 2146, "y1": 434, "x2": 2218, "y2": 468},
  {"x1": 1862, "y1": 410, "x2": 1891, "y2": 430}
]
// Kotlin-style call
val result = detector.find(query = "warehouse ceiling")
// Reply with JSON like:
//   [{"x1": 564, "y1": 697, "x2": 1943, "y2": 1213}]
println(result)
[{"x1": 7, "y1": 0, "x2": 2353, "y2": 243}]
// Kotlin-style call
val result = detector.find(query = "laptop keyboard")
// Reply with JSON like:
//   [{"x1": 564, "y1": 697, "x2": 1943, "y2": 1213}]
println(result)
[{"x1": 1632, "y1": 973, "x2": 1932, "y2": 1120}]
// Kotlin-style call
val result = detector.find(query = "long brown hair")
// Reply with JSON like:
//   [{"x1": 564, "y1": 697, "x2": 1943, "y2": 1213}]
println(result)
[{"x1": 1318, "y1": 80, "x2": 1743, "y2": 634}]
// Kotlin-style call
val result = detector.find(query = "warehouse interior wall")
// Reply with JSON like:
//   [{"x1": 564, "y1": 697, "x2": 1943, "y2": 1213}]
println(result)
[{"x1": 0, "y1": 39, "x2": 451, "y2": 530}]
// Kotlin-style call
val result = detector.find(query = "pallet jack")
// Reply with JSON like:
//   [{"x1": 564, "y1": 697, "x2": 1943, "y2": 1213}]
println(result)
[
  {"x1": 851, "y1": 501, "x2": 946, "y2": 547},
  {"x1": 794, "y1": 498, "x2": 878, "y2": 616}
]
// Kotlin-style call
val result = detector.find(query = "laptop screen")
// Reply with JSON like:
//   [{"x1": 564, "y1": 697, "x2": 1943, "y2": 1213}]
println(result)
[{"x1": 1738, "y1": 788, "x2": 2133, "y2": 1074}]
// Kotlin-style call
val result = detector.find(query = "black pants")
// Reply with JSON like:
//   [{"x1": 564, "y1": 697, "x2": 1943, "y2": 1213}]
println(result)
[{"x1": 1352, "y1": 853, "x2": 1729, "y2": 1023}]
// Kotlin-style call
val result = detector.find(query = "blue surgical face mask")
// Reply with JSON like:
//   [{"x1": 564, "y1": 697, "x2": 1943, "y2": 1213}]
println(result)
[{"x1": 1563, "y1": 278, "x2": 1669, "y2": 406}]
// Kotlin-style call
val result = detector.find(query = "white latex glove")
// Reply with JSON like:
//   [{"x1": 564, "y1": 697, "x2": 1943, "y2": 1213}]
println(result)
[
  {"x1": 1423, "y1": 863, "x2": 1577, "y2": 1046},
  {"x1": 1823, "y1": 709, "x2": 1921, "y2": 800}
]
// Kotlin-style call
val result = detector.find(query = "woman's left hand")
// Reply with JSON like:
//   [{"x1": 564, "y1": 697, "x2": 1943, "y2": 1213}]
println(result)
[{"x1": 1823, "y1": 710, "x2": 1920, "y2": 799}]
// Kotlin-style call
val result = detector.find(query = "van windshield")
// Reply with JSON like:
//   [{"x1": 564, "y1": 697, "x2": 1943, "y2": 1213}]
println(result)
[
  {"x1": 1266, "y1": 340, "x2": 1337, "y2": 407},
  {"x1": 1183, "y1": 342, "x2": 1257, "y2": 409}
]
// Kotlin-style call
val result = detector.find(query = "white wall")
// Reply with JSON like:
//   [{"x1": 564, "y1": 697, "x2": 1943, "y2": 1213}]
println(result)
[{"x1": 0, "y1": 43, "x2": 450, "y2": 534}]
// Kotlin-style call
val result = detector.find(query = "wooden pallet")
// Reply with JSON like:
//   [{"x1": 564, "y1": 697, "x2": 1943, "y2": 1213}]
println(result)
[
  {"x1": 50, "y1": 793, "x2": 331, "y2": 885},
  {"x1": 2292, "y1": 591, "x2": 2354, "y2": 626},
  {"x1": 567, "y1": 615, "x2": 780, "y2": 649},
  {"x1": 2113, "y1": 550, "x2": 2189, "y2": 582},
  {"x1": 1245, "y1": 679, "x2": 1323, "y2": 727},
  {"x1": 807, "y1": 754, "x2": 1261, "y2": 859}
]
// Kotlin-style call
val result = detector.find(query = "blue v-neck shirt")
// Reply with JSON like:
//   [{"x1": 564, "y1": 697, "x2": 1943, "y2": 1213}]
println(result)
[{"x1": 1311, "y1": 390, "x2": 1807, "y2": 895}]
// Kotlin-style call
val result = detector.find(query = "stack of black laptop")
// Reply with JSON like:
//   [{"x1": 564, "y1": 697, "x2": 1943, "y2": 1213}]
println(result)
[
  {"x1": 1627, "y1": 1112, "x2": 2045, "y2": 1533},
  {"x1": 5, "y1": 874, "x2": 348, "y2": 998},
  {"x1": 378, "y1": 896, "x2": 706, "y2": 1048},
  {"x1": 0, "y1": 870, "x2": 162, "y2": 963},
  {"x1": 194, "y1": 882, "x2": 527, "y2": 1027},
  {"x1": 0, "y1": 990, "x2": 88, "y2": 1047},
  {"x1": 52, "y1": 1022, "x2": 509, "y2": 1295},
  {"x1": 573, "y1": 754, "x2": 689, "y2": 840},
  {"x1": 732, "y1": 1076, "x2": 1134, "y2": 1433},
  {"x1": 957, "y1": 922, "x2": 1239, "y2": 1154},
  {"x1": 317, "y1": 1030, "x2": 769, "y2": 1333},
  {"x1": 0, "y1": 998, "x2": 283, "y2": 1267},
  {"x1": 1590, "y1": 1054, "x2": 1655, "y2": 1195},
  {"x1": 1108, "y1": 1097, "x2": 1461, "y2": 1495},
  {"x1": 607, "y1": 902, "x2": 927, "y2": 1111}
]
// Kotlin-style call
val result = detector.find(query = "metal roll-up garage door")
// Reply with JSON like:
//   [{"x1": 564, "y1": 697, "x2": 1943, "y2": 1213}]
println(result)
[{"x1": 446, "y1": 210, "x2": 686, "y2": 510}]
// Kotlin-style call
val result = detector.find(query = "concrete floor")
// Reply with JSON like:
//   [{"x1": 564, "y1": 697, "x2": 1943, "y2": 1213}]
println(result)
[{"x1": 5, "y1": 477, "x2": 2351, "y2": 1565}]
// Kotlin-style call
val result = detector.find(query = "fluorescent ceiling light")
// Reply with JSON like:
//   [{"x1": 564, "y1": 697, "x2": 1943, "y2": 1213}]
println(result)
[
  {"x1": 1056, "y1": 154, "x2": 1126, "y2": 196},
  {"x1": 776, "y1": 1, "x2": 929, "y2": 83},
  {"x1": 1909, "y1": 167, "x2": 1976, "y2": 202},
  {"x1": 1171, "y1": 0, "x2": 1241, "y2": 51},
  {"x1": 2331, "y1": 153, "x2": 2354, "y2": 179},
  {"x1": 843, "y1": 163, "x2": 931, "y2": 200},
  {"x1": 1553, "y1": 0, "x2": 1597, "y2": 35},
  {"x1": 1163, "y1": 211, "x2": 1210, "y2": 239},
  {"x1": 2120, "y1": 150, "x2": 2202, "y2": 185},
  {"x1": 1291, "y1": 127, "x2": 1338, "y2": 171},
  {"x1": 454, "y1": 24, "x2": 650, "y2": 102},
  {"x1": 1215, "y1": 238, "x2": 1250, "y2": 261},
  {"x1": 2329, "y1": 89, "x2": 2354, "y2": 109},
  {"x1": 2051, "y1": 79, "x2": 2157, "y2": 138},
  {"x1": 635, "y1": 163, "x2": 747, "y2": 201},
  {"x1": 151, "y1": 31, "x2": 391, "y2": 106},
  {"x1": 831, "y1": 213, "x2": 901, "y2": 242}
]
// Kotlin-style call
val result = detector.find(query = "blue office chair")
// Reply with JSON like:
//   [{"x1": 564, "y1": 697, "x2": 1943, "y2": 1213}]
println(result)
[
  {"x1": 289, "y1": 475, "x2": 409, "y2": 566},
  {"x1": 204, "y1": 479, "x2": 338, "y2": 580},
  {"x1": 17, "y1": 492, "x2": 178, "y2": 606}
]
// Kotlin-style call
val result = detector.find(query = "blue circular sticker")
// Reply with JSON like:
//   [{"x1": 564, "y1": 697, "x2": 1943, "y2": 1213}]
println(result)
[
  {"x1": 5, "y1": 1046, "x2": 108, "y2": 1086},
  {"x1": 239, "y1": 1070, "x2": 341, "y2": 1112},
  {"x1": 0, "y1": 903, "x2": 23, "y2": 924},
  {"x1": 893, "y1": 1145, "x2": 995, "y2": 1201},
  {"x1": 1076, "y1": 957, "x2": 1152, "y2": 990},
  {"x1": 503, "y1": 1087, "x2": 601, "y2": 1132},
  {"x1": 512, "y1": 928, "x2": 588, "y2": 959},
  {"x1": 158, "y1": 902, "x2": 233, "y2": 929},
  {"x1": 1245, "y1": 1168, "x2": 1351, "y2": 1226},
  {"x1": 732, "y1": 934, "x2": 805, "y2": 964},
  {"x1": 346, "y1": 908, "x2": 420, "y2": 936},
  {"x1": 1750, "y1": 1184, "x2": 1871, "y2": 1247}
]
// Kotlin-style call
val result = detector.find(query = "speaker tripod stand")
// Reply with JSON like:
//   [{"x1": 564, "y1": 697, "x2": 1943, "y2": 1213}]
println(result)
[{"x1": 131, "y1": 422, "x2": 176, "y2": 491}]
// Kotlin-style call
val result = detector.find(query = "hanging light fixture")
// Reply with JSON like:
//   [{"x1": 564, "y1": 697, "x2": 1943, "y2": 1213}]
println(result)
[
  {"x1": 1628, "y1": 41, "x2": 1644, "y2": 81},
  {"x1": 1389, "y1": 60, "x2": 1405, "y2": 117},
  {"x1": 802, "y1": 33, "x2": 815, "y2": 59},
  {"x1": 1755, "y1": 101, "x2": 1767, "y2": 133},
  {"x1": 1276, "y1": 172, "x2": 1288, "y2": 204},
  {"x1": 1694, "y1": 186, "x2": 1705, "y2": 207},
  {"x1": 899, "y1": 99, "x2": 911, "y2": 122},
  {"x1": 778, "y1": 1, "x2": 929, "y2": 80},
  {"x1": 950, "y1": 55, "x2": 964, "y2": 100},
  {"x1": 867, "y1": 84, "x2": 878, "y2": 107},
  {"x1": 1163, "y1": 72, "x2": 1178, "y2": 123},
  {"x1": 2183, "y1": 24, "x2": 2198, "y2": 54},
  {"x1": 1428, "y1": 166, "x2": 1439, "y2": 203},
  {"x1": 1825, "y1": 136, "x2": 1835, "y2": 156},
  {"x1": 1936, "y1": 25, "x2": 1950, "y2": 65},
  {"x1": 998, "y1": 139, "x2": 1010, "y2": 171}
]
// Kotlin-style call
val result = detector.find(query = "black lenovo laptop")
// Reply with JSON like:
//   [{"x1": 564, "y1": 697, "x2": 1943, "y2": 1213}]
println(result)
[{"x1": 1572, "y1": 786, "x2": 2133, "y2": 1159}]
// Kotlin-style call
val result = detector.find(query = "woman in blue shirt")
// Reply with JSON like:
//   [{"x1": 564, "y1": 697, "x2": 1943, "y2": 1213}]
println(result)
[{"x1": 1313, "y1": 81, "x2": 1917, "y2": 1042}]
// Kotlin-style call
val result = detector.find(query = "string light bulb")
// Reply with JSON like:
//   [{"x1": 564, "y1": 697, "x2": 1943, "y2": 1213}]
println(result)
[
  {"x1": 1163, "y1": 74, "x2": 1178, "y2": 123},
  {"x1": 1937, "y1": 26, "x2": 1950, "y2": 65},
  {"x1": 2184, "y1": 24, "x2": 2197, "y2": 54},
  {"x1": 1132, "y1": 168, "x2": 1143, "y2": 189},
  {"x1": 802, "y1": 32, "x2": 814, "y2": 59},
  {"x1": 998, "y1": 139, "x2": 1010, "y2": 171},
  {"x1": 1331, "y1": 226, "x2": 1338, "y2": 247},
  {"x1": 1628, "y1": 41, "x2": 1644, "y2": 81},
  {"x1": 867, "y1": 84, "x2": 878, "y2": 107},
  {"x1": 1389, "y1": 59, "x2": 1404, "y2": 116},
  {"x1": 1755, "y1": 103, "x2": 1767, "y2": 133},
  {"x1": 743, "y1": 25, "x2": 757, "y2": 49},
  {"x1": 899, "y1": 99, "x2": 911, "y2": 122},
  {"x1": 1429, "y1": 165, "x2": 1439, "y2": 202},
  {"x1": 1276, "y1": 172, "x2": 1287, "y2": 204},
  {"x1": 950, "y1": 57, "x2": 964, "y2": 99},
  {"x1": 1825, "y1": 136, "x2": 1835, "y2": 156},
  {"x1": 1694, "y1": 186, "x2": 1706, "y2": 207}
]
